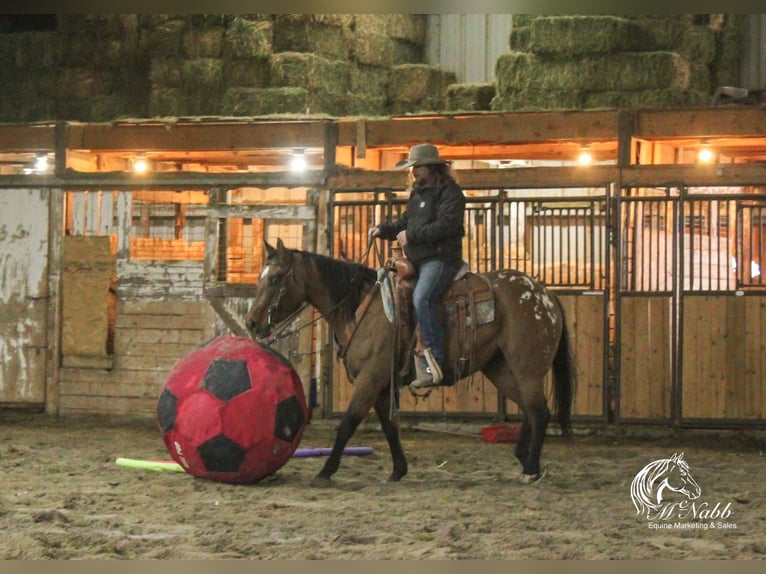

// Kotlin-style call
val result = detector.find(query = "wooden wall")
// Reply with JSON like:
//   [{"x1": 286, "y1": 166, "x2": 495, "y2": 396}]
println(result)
[{"x1": 682, "y1": 294, "x2": 766, "y2": 420}]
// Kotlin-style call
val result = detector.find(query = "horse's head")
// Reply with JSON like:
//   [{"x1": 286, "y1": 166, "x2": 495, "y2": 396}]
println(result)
[
  {"x1": 660, "y1": 452, "x2": 702, "y2": 501},
  {"x1": 245, "y1": 238, "x2": 306, "y2": 339}
]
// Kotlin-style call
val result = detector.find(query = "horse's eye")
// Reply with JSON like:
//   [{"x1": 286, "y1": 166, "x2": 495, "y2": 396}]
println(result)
[{"x1": 269, "y1": 276, "x2": 280, "y2": 286}]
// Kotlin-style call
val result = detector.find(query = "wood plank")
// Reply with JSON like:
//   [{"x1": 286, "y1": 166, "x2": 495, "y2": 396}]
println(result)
[
  {"x1": 59, "y1": 366, "x2": 169, "y2": 385},
  {"x1": 117, "y1": 298, "x2": 208, "y2": 316},
  {"x1": 619, "y1": 297, "x2": 639, "y2": 418},
  {"x1": 336, "y1": 110, "x2": 621, "y2": 147},
  {"x1": 636, "y1": 107, "x2": 766, "y2": 138},
  {"x1": 60, "y1": 380, "x2": 162, "y2": 399},
  {"x1": 725, "y1": 295, "x2": 747, "y2": 418},
  {"x1": 58, "y1": 394, "x2": 157, "y2": 417}
]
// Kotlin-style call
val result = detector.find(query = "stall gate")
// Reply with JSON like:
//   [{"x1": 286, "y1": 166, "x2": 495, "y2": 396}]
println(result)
[
  {"x1": 616, "y1": 187, "x2": 766, "y2": 427},
  {"x1": 330, "y1": 189, "x2": 609, "y2": 422},
  {"x1": 330, "y1": 186, "x2": 766, "y2": 427}
]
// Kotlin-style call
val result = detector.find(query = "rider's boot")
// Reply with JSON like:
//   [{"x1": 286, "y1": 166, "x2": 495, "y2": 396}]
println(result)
[{"x1": 409, "y1": 348, "x2": 443, "y2": 390}]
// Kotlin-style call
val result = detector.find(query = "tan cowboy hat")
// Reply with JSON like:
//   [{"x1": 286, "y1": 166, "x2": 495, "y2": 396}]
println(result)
[{"x1": 395, "y1": 143, "x2": 448, "y2": 169}]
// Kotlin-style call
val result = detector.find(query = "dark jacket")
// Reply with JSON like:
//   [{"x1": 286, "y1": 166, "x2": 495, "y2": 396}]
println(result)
[{"x1": 378, "y1": 178, "x2": 465, "y2": 266}]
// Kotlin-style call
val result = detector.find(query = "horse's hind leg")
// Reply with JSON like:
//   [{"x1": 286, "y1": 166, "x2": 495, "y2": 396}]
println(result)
[
  {"x1": 481, "y1": 356, "x2": 549, "y2": 482},
  {"x1": 373, "y1": 390, "x2": 408, "y2": 482}
]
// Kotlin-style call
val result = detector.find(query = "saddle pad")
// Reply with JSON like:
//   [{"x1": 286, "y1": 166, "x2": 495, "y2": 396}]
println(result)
[{"x1": 378, "y1": 268, "x2": 396, "y2": 323}]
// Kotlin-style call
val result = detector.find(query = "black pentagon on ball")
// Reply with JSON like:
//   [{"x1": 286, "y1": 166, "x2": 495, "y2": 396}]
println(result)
[
  {"x1": 274, "y1": 395, "x2": 305, "y2": 441},
  {"x1": 197, "y1": 434, "x2": 247, "y2": 473},
  {"x1": 157, "y1": 389, "x2": 177, "y2": 433},
  {"x1": 201, "y1": 359, "x2": 251, "y2": 401}
]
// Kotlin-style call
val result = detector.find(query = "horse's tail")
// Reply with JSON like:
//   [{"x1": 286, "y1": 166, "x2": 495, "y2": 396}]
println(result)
[{"x1": 552, "y1": 300, "x2": 576, "y2": 438}]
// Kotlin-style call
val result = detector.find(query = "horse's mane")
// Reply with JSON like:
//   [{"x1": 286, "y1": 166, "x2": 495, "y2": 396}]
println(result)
[{"x1": 298, "y1": 250, "x2": 377, "y2": 323}]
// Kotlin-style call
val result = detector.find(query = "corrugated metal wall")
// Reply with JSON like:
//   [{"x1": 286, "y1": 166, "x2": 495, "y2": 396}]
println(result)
[
  {"x1": 742, "y1": 14, "x2": 766, "y2": 89},
  {"x1": 425, "y1": 14, "x2": 512, "y2": 83}
]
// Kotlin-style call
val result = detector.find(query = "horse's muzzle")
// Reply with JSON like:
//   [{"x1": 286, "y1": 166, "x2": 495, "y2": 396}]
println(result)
[{"x1": 246, "y1": 318, "x2": 271, "y2": 340}]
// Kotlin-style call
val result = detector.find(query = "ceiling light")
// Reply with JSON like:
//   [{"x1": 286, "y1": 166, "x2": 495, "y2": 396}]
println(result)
[
  {"x1": 577, "y1": 147, "x2": 593, "y2": 166},
  {"x1": 34, "y1": 154, "x2": 50, "y2": 173},
  {"x1": 133, "y1": 154, "x2": 149, "y2": 173},
  {"x1": 697, "y1": 145, "x2": 715, "y2": 163},
  {"x1": 290, "y1": 149, "x2": 307, "y2": 172}
]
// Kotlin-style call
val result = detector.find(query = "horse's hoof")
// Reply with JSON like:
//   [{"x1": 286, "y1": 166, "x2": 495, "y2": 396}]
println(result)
[
  {"x1": 310, "y1": 475, "x2": 333, "y2": 488},
  {"x1": 518, "y1": 467, "x2": 547, "y2": 484}
]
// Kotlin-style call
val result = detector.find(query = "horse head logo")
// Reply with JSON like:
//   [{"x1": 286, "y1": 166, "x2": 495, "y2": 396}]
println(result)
[{"x1": 630, "y1": 452, "x2": 702, "y2": 519}]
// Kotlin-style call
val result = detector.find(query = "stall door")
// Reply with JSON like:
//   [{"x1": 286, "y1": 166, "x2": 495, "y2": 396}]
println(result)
[{"x1": 0, "y1": 189, "x2": 49, "y2": 406}]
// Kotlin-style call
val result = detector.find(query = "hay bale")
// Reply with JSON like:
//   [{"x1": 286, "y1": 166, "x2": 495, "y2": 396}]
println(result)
[
  {"x1": 509, "y1": 26, "x2": 531, "y2": 52},
  {"x1": 269, "y1": 52, "x2": 350, "y2": 93},
  {"x1": 149, "y1": 87, "x2": 188, "y2": 117},
  {"x1": 346, "y1": 94, "x2": 388, "y2": 116},
  {"x1": 583, "y1": 88, "x2": 709, "y2": 110},
  {"x1": 221, "y1": 86, "x2": 308, "y2": 115},
  {"x1": 223, "y1": 17, "x2": 273, "y2": 59},
  {"x1": 678, "y1": 24, "x2": 716, "y2": 64},
  {"x1": 490, "y1": 89, "x2": 583, "y2": 112},
  {"x1": 511, "y1": 15, "x2": 538, "y2": 28},
  {"x1": 446, "y1": 83, "x2": 495, "y2": 111},
  {"x1": 354, "y1": 15, "x2": 426, "y2": 45},
  {"x1": 273, "y1": 14, "x2": 350, "y2": 59},
  {"x1": 223, "y1": 58, "x2": 270, "y2": 88},
  {"x1": 349, "y1": 63, "x2": 390, "y2": 96},
  {"x1": 182, "y1": 23, "x2": 225, "y2": 58},
  {"x1": 57, "y1": 68, "x2": 113, "y2": 100},
  {"x1": 388, "y1": 64, "x2": 456, "y2": 103},
  {"x1": 529, "y1": 16, "x2": 653, "y2": 56},
  {"x1": 627, "y1": 15, "x2": 695, "y2": 51},
  {"x1": 149, "y1": 57, "x2": 183, "y2": 88},
  {"x1": 352, "y1": 32, "x2": 421, "y2": 68},
  {"x1": 495, "y1": 51, "x2": 691, "y2": 93},
  {"x1": 711, "y1": 14, "x2": 746, "y2": 90},
  {"x1": 181, "y1": 58, "x2": 223, "y2": 94},
  {"x1": 140, "y1": 17, "x2": 187, "y2": 58},
  {"x1": 89, "y1": 94, "x2": 133, "y2": 121}
]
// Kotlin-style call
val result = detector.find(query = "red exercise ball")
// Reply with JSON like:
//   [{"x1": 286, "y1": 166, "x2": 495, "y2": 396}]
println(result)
[{"x1": 156, "y1": 336, "x2": 307, "y2": 484}]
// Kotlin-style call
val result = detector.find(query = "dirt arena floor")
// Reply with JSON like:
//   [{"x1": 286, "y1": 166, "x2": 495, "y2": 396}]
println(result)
[{"x1": 1, "y1": 410, "x2": 764, "y2": 560}]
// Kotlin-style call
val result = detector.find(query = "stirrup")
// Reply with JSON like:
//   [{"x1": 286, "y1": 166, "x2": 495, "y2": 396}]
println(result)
[{"x1": 422, "y1": 348, "x2": 443, "y2": 385}]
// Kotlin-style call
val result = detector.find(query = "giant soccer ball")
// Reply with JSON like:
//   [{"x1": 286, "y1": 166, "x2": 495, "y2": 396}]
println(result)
[{"x1": 156, "y1": 336, "x2": 308, "y2": 484}]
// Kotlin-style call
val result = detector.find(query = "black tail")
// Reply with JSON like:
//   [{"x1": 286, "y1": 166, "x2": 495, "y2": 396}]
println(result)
[{"x1": 552, "y1": 304, "x2": 576, "y2": 437}]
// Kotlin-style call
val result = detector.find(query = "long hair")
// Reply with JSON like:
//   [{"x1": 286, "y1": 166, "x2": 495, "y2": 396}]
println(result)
[{"x1": 408, "y1": 163, "x2": 458, "y2": 188}]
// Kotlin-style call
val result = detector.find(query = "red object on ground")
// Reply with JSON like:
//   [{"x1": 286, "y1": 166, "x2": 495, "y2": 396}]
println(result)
[
  {"x1": 481, "y1": 424, "x2": 521, "y2": 443},
  {"x1": 156, "y1": 336, "x2": 308, "y2": 484}
]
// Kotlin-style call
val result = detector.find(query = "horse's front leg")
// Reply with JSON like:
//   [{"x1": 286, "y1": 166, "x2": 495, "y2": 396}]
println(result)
[
  {"x1": 311, "y1": 378, "x2": 377, "y2": 487},
  {"x1": 373, "y1": 388, "x2": 407, "y2": 482}
]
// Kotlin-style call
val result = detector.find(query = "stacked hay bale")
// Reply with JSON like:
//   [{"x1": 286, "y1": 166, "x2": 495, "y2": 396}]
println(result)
[
  {"x1": 145, "y1": 14, "x2": 231, "y2": 117},
  {"x1": 0, "y1": 26, "x2": 58, "y2": 121},
  {"x1": 55, "y1": 15, "x2": 145, "y2": 121},
  {"x1": 493, "y1": 14, "x2": 746, "y2": 111}
]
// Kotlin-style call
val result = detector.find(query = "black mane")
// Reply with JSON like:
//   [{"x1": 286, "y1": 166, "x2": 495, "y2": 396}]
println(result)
[{"x1": 298, "y1": 250, "x2": 377, "y2": 323}]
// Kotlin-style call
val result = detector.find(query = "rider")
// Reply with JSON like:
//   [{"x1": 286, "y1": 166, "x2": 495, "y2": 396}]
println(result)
[{"x1": 368, "y1": 143, "x2": 466, "y2": 389}]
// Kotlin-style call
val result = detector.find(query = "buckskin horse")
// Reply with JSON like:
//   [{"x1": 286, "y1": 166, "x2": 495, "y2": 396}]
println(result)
[{"x1": 246, "y1": 239, "x2": 575, "y2": 485}]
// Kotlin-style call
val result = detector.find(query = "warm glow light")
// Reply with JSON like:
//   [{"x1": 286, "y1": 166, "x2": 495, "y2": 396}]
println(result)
[
  {"x1": 34, "y1": 155, "x2": 49, "y2": 173},
  {"x1": 698, "y1": 147, "x2": 714, "y2": 163},
  {"x1": 577, "y1": 149, "x2": 593, "y2": 165},
  {"x1": 133, "y1": 155, "x2": 148, "y2": 173},
  {"x1": 290, "y1": 150, "x2": 307, "y2": 172}
]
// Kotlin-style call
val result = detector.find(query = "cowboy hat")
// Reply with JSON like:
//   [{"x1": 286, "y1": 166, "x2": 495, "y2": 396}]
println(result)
[{"x1": 395, "y1": 143, "x2": 448, "y2": 169}]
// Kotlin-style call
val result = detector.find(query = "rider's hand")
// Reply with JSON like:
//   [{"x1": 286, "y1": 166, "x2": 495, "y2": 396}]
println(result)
[
  {"x1": 396, "y1": 230, "x2": 408, "y2": 247},
  {"x1": 368, "y1": 226, "x2": 380, "y2": 240}
]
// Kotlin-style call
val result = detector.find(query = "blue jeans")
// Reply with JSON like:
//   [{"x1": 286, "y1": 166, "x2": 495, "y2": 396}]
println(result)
[{"x1": 412, "y1": 259, "x2": 458, "y2": 366}]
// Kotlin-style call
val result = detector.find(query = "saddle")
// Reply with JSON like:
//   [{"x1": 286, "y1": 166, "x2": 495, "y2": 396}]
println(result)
[{"x1": 382, "y1": 256, "x2": 495, "y2": 387}]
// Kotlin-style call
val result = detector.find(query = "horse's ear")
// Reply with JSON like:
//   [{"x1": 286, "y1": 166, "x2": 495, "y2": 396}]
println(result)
[
  {"x1": 276, "y1": 238, "x2": 286, "y2": 252},
  {"x1": 264, "y1": 240, "x2": 276, "y2": 257}
]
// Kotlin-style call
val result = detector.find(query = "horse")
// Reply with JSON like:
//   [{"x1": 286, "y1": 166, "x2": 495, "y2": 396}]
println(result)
[
  {"x1": 630, "y1": 452, "x2": 702, "y2": 520},
  {"x1": 245, "y1": 238, "x2": 576, "y2": 485}
]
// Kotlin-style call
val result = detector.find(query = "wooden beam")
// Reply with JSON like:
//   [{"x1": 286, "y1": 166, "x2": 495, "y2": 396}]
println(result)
[
  {"x1": 635, "y1": 107, "x2": 766, "y2": 138},
  {"x1": 336, "y1": 110, "x2": 621, "y2": 147},
  {"x1": 66, "y1": 120, "x2": 329, "y2": 151},
  {"x1": 328, "y1": 163, "x2": 766, "y2": 191},
  {"x1": 0, "y1": 124, "x2": 56, "y2": 151},
  {"x1": 0, "y1": 169, "x2": 327, "y2": 190}
]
